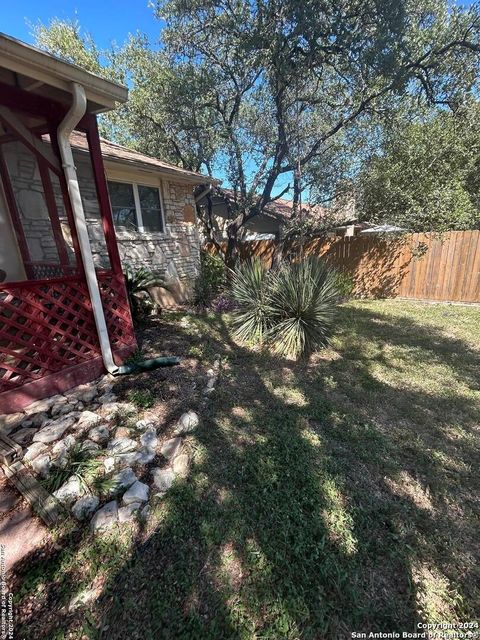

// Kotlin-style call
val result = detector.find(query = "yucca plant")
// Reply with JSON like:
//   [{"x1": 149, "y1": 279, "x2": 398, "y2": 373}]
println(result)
[
  {"x1": 267, "y1": 258, "x2": 340, "y2": 358},
  {"x1": 231, "y1": 257, "x2": 340, "y2": 358},
  {"x1": 231, "y1": 259, "x2": 272, "y2": 343}
]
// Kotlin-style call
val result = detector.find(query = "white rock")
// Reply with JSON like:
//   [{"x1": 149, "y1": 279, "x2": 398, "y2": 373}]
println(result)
[
  {"x1": 65, "y1": 383, "x2": 98, "y2": 404},
  {"x1": 90, "y1": 500, "x2": 118, "y2": 532},
  {"x1": 115, "y1": 452, "x2": 141, "y2": 466},
  {"x1": 206, "y1": 368, "x2": 216, "y2": 378},
  {"x1": 31, "y1": 454, "x2": 51, "y2": 478},
  {"x1": 109, "y1": 467, "x2": 137, "y2": 494},
  {"x1": 75, "y1": 411, "x2": 102, "y2": 434},
  {"x1": 23, "y1": 441, "x2": 47, "y2": 462},
  {"x1": 175, "y1": 411, "x2": 199, "y2": 434},
  {"x1": 122, "y1": 481, "x2": 149, "y2": 505},
  {"x1": 139, "y1": 504, "x2": 151, "y2": 522},
  {"x1": 81, "y1": 440, "x2": 101, "y2": 453},
  {"x1": 52, "y1": 434, "x2": 76, "y2": 457},
  {"x1": 160, "y1": 437, "x2": 182, "y2": 460},
  {"x1": 118, "y1": 502, "x2": 141, "y2": 523},
  {"x1": 107, "y1": 438, "x2": 138, "y2": 455},
  {"x1": 50, "y1": 396, "x2": 70, "y2": 416},
  {"x1": 0, "y1": 412, "x2": 24, "y2": 435},
  {"x1": 53, "y1": 476, "x2": 85, "y2": 506},
  {"x1": 140, "y1": 429, "x2": 157, "y2": 451},
  {"x1": 72, "y1": 495, "x2": 99, "y2": 521},
  {"x1": 33, "y1": 415, "x2": 75, "y2": 443},
  {"x1": 88, "y1": 425, "x2": 109, "y2": 444},
  {"x1": 23, "y1": 397, "x2": 55, "y2": 416},
  {"x1": 135, "y1": 418, "x2": 156, "y2": 431},
  {"x1": 68, "y1": 586, "x2": 100, "y2": 611},
  {"x1": 28, "y1": 412, "x2": 49, "y2": 428},
  {"x1": 136, "y1": 449, "x2": 156, "y2": 465},
  {"x1": 104, "y1": 457, "x2": 116, "y2": 473},
  {"x1": 98, "y1": 393, "x2": 117, "y2": 405},
  {"x1": 152, "y1": 467, "x2": 175, "y2": 493},
  {"x1": 173, "y1": 453, "x2": 189, "y2": 478}
]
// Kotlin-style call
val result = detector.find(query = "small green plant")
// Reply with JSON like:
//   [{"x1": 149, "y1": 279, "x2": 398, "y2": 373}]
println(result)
[
  {"x1": 43, "y1": 445, "x2": 103, "y2": 494},
  {"x1": 111, "y1": 404, "x2": 137, "y2": 427},
  {"x1": 194, "y1": 250, "x2": 227, "y2": 307},
  {"x1": 232, "y1": 257, "x2": 341, "y2": 358},
  {"x1": 128, "y1": 388, "x2": 155, "y2": 409}
]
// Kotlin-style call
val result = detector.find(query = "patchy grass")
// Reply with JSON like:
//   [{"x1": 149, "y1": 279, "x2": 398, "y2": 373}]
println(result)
[{"x1": 13, "y1": 301, "x2": 480, "y2": 639}]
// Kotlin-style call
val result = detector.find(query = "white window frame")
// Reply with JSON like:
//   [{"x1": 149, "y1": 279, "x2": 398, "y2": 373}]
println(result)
[{"x1": 108, "y1": 179, "x2": 166, "y2": 234}]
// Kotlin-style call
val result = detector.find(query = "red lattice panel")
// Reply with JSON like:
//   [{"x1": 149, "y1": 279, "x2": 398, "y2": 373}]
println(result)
[
  {"x1": 0, "y1": 272, "x2": 136, "y2": 393},
  {"x1": 98, "y1": 272, "x2": 136, "y2": 350},
  {"x1": 0, "y1": 276, "x2": 101, "y2": 392}
]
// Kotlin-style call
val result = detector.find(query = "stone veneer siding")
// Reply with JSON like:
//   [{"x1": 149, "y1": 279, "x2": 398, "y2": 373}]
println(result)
[{"x1": 4, "y1": 141, "x2": 201, "y2": 285}]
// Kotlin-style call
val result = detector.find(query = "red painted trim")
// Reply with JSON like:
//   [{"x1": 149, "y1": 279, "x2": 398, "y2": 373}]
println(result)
[
  {"x1": 0, "y1": 147, "x2": 34, "y2": 278},
  {"x1": 0, "y1": 82, "x2": 67, "y2": 122},
  {"x1": 84, "y1": 115, "x2": 123, "y2": 275},
  {"x1": 0, "y1": 345, "x2": 135, "y2": 414},
  {"x1": 0, "y1": 113, "x2": 62, "y2": 177},
  {"x1": 0, "y1": 269, "x2": 115, "y2": 291},
  {"x1": 37, "y1": 161, "x2": 70, "y2": 266}
]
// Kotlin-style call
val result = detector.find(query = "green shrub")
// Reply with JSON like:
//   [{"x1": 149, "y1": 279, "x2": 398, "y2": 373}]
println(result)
[
  {"x1": 194, "y1": 250, "x2": 226, "y2": 307},
  {"x1": 231, "y1": 257, "x2": 340, "y2": 358}
]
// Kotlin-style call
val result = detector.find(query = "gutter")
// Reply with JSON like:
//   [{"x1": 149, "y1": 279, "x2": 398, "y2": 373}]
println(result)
[{"x1": 57, "y1": 82, "x2": 119, "y2": 374}]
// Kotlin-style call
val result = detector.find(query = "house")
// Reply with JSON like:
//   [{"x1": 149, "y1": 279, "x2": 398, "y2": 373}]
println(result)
[
  {"x1": 195, "y1": 186, "x2": 354, "y2": 241},
  {"x1": 0, "y1": 33, "x2": 210, "y2": 415},
  {"x1": 68, "y1": 133, "x2": 214, "y2": 301}
]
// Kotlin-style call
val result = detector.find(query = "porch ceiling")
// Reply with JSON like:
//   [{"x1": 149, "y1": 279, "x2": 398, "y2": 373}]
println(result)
[{"x1": 0, "y1": 33, "x2": 128, "y2": 114}]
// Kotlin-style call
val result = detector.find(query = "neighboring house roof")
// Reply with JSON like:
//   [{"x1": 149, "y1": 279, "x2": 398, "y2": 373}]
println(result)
[{"x1": 209, "y1": 187, "x2": 328, "y2": 222}]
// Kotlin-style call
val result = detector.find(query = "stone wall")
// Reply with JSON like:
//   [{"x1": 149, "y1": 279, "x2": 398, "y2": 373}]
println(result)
[{"x1": 4, "y1": 141, "x2": 201, "y2": 294}]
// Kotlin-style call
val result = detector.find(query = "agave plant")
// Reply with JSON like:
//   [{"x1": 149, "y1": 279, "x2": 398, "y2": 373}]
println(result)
[
  {"x1": 124, "y1": 265, "x2": 166, "y2": 321},
  {"x1": 231, "y1": 257, "x2": 340, "y2": 358}
]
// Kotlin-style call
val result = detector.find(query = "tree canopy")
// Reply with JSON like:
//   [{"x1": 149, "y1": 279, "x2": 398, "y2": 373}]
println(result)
[
  {"x1": 359, "y1": 103, "x2": 480, "y2": 231},
  {"x1": 34, "y1": 1, "x2": 480, "y2": 263}
]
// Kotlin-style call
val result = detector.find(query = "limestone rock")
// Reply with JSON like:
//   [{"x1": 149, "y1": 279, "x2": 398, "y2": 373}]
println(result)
[
  {"x1": 0, "y1": 412, "x2": 24, "y2": 435},
  {"x1": 174, "y1": 411, "x2": 199, "y2": 435},
  {"x1": 140, "y1": 429, "x2": 157, "y2": 451},
  {"x1": 53, "y1": 476, "x2": 85, "y2": 506},
  {"x1": 65, "y1": 383, "x2": 98, "y2": 404},
  {"x1": 90, "y1": 501, "x2": 118, "y2": 532},
  {"x1": 72, "y1": 495, "x2": 99, "y2": 521},
  {"x1": 173, "y1": 453, "x2": 189, "y2": 478},
  {"x1": 80, "y1": 440, "x2": 101, "y2": 453},
  {"x1": 152, "y1": 467, "x2": 175, "y2": 493},
  {"x1": 75, "y1": 411, "x2": 102, "y2": 434},
  {"x1": 23, "y1": 441, "x2": 47, "y2": 463},
  {"x1": 160, "y1": 437, "x2": 182, "y2": 460},
  {"x1": 122, "y1": 481, "x2": 149, "y2": 505},
  {"x1": 50, "y1": 396, "x2": 70, "y2": 416},
  {"x1": 88, "y1": 425, "x2": 109, "y2": 444},
  {"x1": 23, "y1": 397, "x2": 55, "y2": 416},
  {"x1": 32, "y1": 415, "x2": 75, "y2": 444},
  {"x1": 109, "y1": 467, "x2": 137, "y2": 495},
  {"x1": 30, "y1": 454, "x2": 51, "y2": 478},
  {"x1": 139, "y1": 504, "x2": 151, "y2": 522},
  {"x1": 52, "y1": 434, "x2": 76, "y2": 457},
  {"x1": 136, "y1": 449, "x2": 156, "y2": 465},
  {"x1": 118, "y1": 502, "x2": 141, "y2": 523},
  {"x1": 107, "y1": 438, "x2": 138, "y2": 455}
]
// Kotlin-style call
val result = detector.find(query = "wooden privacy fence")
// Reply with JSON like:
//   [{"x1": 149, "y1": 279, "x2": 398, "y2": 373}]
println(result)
[{"x1": 208, "y1": 230, "x2": 480, "y2": 303}]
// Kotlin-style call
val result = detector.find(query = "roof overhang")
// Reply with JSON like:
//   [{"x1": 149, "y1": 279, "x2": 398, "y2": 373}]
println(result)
[{"x1": 0, "y1": 33, "x2": 128, "y2": 113}]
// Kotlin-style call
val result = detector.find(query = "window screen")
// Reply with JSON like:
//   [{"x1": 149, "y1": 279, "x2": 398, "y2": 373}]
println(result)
[
  {"x1": 138, "y1": 185, "x2": 164, "y2": 232},
  {"x1": 108, "y1": 181, "x2": 137, "y2": 230}
]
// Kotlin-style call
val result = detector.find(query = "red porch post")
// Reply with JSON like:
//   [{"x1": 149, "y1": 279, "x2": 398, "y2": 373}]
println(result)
[{"x1": 83, "y1": 114, "x2": 123, "y2": 276}]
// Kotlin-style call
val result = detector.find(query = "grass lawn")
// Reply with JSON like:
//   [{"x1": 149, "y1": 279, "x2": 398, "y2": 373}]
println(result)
[{"x1": 14, "y1": 300, "x2": 480, "y2": 639}]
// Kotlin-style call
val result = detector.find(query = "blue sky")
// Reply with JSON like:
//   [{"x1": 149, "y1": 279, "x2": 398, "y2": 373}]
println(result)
[{"x1": 2, "y1": 1, "x2": 162, "y2": 49}]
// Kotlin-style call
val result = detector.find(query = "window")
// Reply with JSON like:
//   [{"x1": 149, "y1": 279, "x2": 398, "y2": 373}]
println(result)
[{"x1": 107, "y1": 181, "x2": 165, "y2": 233}]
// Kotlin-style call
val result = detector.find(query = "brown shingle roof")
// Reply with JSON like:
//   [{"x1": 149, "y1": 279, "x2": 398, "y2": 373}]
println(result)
[{"x1": 68, "y1": 131, "x2": 218, "y2": 184}]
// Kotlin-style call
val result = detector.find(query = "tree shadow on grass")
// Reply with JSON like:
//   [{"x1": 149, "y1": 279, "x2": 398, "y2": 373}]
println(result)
[{"x1": 13, "y1": 304, "x2": 480, "y2": 639}]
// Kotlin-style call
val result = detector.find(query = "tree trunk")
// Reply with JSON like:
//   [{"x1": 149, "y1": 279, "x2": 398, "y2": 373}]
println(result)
[{"x1": 225, "y1": 226, "x2": 239, "y2": 271}]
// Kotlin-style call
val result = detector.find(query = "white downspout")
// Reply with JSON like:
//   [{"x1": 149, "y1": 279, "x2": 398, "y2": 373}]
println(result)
[{"x1": 57, "y1": 82, "x2": 118, "y2": 374}]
